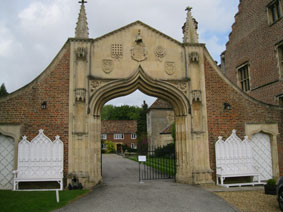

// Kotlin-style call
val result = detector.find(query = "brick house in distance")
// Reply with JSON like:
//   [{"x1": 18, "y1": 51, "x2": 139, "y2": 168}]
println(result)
[
  {"x1": 221, "y1": 0, "x2": 283, "y2": 105},
  {"x1": 101, "y1": 120, "x2": 137, "y2": 152}
]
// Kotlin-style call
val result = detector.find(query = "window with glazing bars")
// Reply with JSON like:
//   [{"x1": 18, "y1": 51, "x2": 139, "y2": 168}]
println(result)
[
  {"x1": 114, "y1": 134, "x2": 124, "y2": 140},
  {"x1": 268, "y1": 0, "x2": 282, "y2": 24},
  {"x1": 279, "y1": 44, "x2": 283, "y2": 77},
  {"x1": 238, "y1": 64, "x2": 250, "y2": 92}
]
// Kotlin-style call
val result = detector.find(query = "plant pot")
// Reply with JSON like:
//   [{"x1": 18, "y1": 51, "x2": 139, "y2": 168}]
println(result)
[{"x1": 264, "y1": 184, "x2": 276, "y2": 195}]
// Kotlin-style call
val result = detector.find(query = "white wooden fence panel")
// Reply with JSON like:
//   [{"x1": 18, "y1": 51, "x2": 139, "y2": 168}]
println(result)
[
  {"x1": 251, "y1": 133, "x2": 272, "y2": 181},
  {"x1": 215, "y1": 130, "x2": 263, "y2": 187},
  {"x1": 14, "y1": 129, "x2": 63, "y2": 190},
  {"x1": 0, "y1": 135, "x2": 14, "y2": 190}
]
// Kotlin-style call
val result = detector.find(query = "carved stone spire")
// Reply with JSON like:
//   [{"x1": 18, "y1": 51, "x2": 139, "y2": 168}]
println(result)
[
  {"x1": 75, "y1": 0, "x2": 89, "y2": 38},
  {"x1": 183, "y1": 6, "x2": 199, "y2": 43}
]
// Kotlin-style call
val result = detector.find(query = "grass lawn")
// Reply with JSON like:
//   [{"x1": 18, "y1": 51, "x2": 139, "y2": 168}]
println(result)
[
  {"x1": 0, "y1": 190, "x2": 89, "y2": 212},
  {"x1": 128, "y1": 155, "x2": 176, "y2": 176}
]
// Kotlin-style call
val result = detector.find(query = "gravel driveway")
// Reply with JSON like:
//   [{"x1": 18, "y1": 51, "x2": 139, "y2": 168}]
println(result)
[{"x1": 54, "y1": 154, "x2": 238, "y2": 212}]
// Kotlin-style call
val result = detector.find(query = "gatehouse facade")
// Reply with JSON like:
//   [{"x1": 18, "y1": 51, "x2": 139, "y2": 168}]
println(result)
[{"x1": 0, "y1": 3, "x2": 282, "y2": 189}]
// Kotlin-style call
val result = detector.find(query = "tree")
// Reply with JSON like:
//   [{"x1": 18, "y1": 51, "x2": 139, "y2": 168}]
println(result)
[
  {"x1": 0, "y1": 83, "x2": 8, "y2": 97},
  {"x1": 105, "y1": 141, "x2": 116, "y2": 153},
  {"x1": 101, "y1": 104, "x2": 142, "y2": 120},
  {"x1": 137, "y1": 101, "x2": 148, "y2": 151}
]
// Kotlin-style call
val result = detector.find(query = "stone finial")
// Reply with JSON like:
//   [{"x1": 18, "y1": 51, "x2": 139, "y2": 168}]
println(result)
[
  {"x1": 75, "y1": 1, "x2": 89, "y2": 38},
  {"x1": 183, "y1": 6, "x2": 199, "y2": 43}
]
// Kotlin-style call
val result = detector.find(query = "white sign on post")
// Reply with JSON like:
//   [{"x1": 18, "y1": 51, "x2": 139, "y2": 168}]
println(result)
[{"x1": 138, "y1": 155, "x2": 146, "y2": 162}]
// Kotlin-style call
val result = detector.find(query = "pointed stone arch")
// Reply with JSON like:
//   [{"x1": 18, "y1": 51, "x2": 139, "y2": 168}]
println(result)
[
  {"x1": 85, "y1": 66, "x2": 196, "y2": 186},
  {"x1": 89, "y1": 66, "x2": 191, "y2": 117}
]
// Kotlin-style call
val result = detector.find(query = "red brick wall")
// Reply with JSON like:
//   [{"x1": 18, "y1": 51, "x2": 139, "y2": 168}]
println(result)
[
  {"x1": 103, "y1": 133, "x2": 137, "y2": 148},
  {"x1": 205, "y1": 57, "x2": 283, "y2": 179},
  {"x1": 224, "y1": 0, "x2": 283, "y2": 104},
  {"x1": 0, "y1": 44, "x2": 70, "y2": 175}
]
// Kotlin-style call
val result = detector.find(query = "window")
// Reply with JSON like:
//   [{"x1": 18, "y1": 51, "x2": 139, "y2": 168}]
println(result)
[
  {"x1": 131, "y1": 143, "x2": 137, "y2": 149},
  {"x1": 114, "y1": 134, "x2": 124, "y2": 140},
  {"x1": 101, "y1": 134, "x2": 107, "y2": 140},
  {"x1": 279, "y1": 96, "x2": 283, "y2": 106},
  {"x1": 131, "y1": 133, "x2": 137, "y2": 139},
  {"x1": 102, "y1": 143, "x2": 107, "y2": 150},
  {"x1": 277, "y1": 43, "x2": 283, "y2": 78},
  {"x1": 267, "y1": 0, "x2": 282, "y2": 24},
  {"x1": 237, "y1": 63, "x2": 250, "y2": 92}
]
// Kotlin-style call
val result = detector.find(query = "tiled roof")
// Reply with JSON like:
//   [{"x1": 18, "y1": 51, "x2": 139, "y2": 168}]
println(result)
[
  {"x1": 101, "y1": 120, "x2": 137, "y2": 134},
  {"x1": 149, "y1": 98, "x2": 173, "y2": 109},
  {"x1": 160, "y1": 124, "x2": 172, "y2": 134}
]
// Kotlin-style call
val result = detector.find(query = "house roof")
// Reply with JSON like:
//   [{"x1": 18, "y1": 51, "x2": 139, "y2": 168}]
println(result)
[
  {"x1": 160, "y1": 124, "x2": 172, "y2": 134},
  {"x1": 101, "y1": 120, "x2": 137, "y2": 134},
  {"x1": 149, "y1": 98, "x2": 173, "y2": 110}
]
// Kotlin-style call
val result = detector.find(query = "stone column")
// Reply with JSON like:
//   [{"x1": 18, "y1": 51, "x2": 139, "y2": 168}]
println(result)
[
  {"x1": 186, "y1": 45, "x2": 213, "y2": 184},
  {"x1": 68, "y1": 40, "x2": 92, "y2": 187},
  {"x1": 175, "y1": 115, "x2": 193, "y2": 184}
]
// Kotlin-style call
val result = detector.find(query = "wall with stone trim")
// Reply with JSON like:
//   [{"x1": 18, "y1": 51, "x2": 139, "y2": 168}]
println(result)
[
  {"x1": 0, "y1": 43, "x2": 70, "y2": 176},
  {"x1": 205, "y1": 56, "x2": 283, "y2": 179}
]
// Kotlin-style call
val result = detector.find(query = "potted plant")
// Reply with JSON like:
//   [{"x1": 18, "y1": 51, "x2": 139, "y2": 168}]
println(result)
[{"x1": 264, "y1": 178, "x2": 276, "y2": 195}]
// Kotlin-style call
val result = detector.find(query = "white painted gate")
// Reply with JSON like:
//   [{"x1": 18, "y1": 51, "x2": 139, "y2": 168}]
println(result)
[
  {"x1": 0, "y1": 135, "x2": 14, "y2": 190},
  {"x1": 251, "y1": 133, "x2": 272, "y2": 180}
]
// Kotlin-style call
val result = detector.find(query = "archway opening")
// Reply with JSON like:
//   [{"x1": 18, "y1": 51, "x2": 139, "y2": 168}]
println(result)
[
  {"x1": 100, "y1": 90, "x2": 178, "y2": 183},
  {"x1": 88, "y1": 66, "x2": 193, "y2": 185}
]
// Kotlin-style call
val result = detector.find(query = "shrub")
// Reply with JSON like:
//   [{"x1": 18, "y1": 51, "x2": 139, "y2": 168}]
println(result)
[
  {"x1": 105, "y1": 141, "x2": 116, "y2": 153},
  {"x1": 154, "y1": 143, "x2": 175, "y2": 158},
  {"x1": 266, "y1": 178, "x2": 276, "y2": 187},
  {"x1": 122, "y1": 144, "x2": 137, "y2": 153}
]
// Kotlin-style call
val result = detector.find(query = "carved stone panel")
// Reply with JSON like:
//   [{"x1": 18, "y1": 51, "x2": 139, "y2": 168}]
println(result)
[
  {"x1": 90, "y1": 80, "x2": 101, "y2": 95},
  {"x1": 102, "y1": 59, "x2": 113, "y2": 74},
  {"x1": 76, "y1": 47, "x2": 88, "y2": 61},
  {"x1": 131, "y1": 30, "x2": 147, "y2": 62},
  {"x1": 189, "y1": 52, "x2": 199, "y2": 63},
  {"x1": 155, "y1": 46, "x2": 166, "y2": 62},
  {"x1": 191, "y1": 90, "x2": 202, "y2": 102},
  {"x1": 165, "y1": 62, "x2": 176, "y2": 75},
  {"x1": 169, "y1": 81, "x2": 188, "y2": 95},
  {"x1": 75, "y1": 88, "x2": 86, "y2": 102},
  {"x1": 89, "y1": 80, "x2": 111, "y2": 96},
  {"x1": 111, "y1": 44, "x2": 123, "y2": 60}
]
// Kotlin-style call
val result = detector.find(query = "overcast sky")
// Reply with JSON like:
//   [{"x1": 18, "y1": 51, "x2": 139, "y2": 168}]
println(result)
[{"x1": 0, "y1": 0, "x2": 239, "y2": 107}]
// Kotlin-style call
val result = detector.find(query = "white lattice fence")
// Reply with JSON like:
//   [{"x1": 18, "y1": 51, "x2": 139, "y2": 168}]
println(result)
[
  {"x1": 0, "y1": 135, "x2": 14, "y2": 190},
  {"x1": 215, "y1": 130, "x2": 263, "y2": 187},
  {"x1": 14, "y1": 129, "x2": 64, "y2": 190},
  {"x1": 251, "y1": 133, "x2": 272, "y2": 181}
]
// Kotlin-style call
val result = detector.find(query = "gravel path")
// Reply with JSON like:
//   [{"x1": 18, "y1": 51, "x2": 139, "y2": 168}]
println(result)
[
  {"x1": 201, "y1": 185, "x2": 280, "y2": 212},
  {"x1": 215, "y1": 190, "x2": 280, "y2": 212}
]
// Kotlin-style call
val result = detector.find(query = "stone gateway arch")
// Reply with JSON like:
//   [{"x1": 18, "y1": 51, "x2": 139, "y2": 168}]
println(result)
[
  {"x1": 71, "y1": 16, "x2": 212, "y2": 186},
  {"x1": 0, "y1": 3, "x2": 282, "y2": 189}
]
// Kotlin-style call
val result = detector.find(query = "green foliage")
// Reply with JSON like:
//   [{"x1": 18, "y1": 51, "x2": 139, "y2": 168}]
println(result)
[
  {"x1": 101, "y1": 104, "x2": 142, "y2": 120},
  {"x1": 122, "y1": 144, "x2": 137, "y2": 152},
  {"x1": 171, "y1": 123, "x2": 176, "y2": 143},
  {"x1": 0, "y1": 190, "x2": 88, "y2": 212},
  {"x1": 105, "y1": 140, "x2": 116, "y2": 153},
  {"x1": 0, "y1": 83, "x2": 8, "y2": 97},
  {"x1": 154, "y1": 143, "x2": 175, "y2": 158},
  {"x1": 137, "y1": 101, "x2": 148, "y2": 139},
  {"x1": 266, "y1": 178, "x2": 276, "y2": 187}
]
